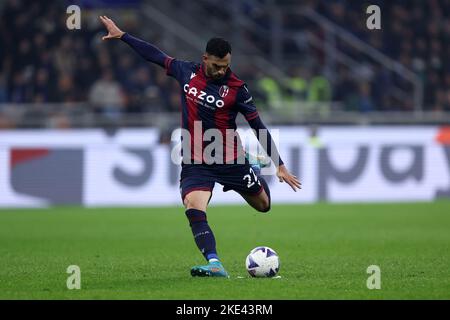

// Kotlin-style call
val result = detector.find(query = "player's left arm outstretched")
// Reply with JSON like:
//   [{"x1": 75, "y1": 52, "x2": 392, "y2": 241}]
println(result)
[{"x1": 237, "y1": 85, "x2": 301, "y2": 192}]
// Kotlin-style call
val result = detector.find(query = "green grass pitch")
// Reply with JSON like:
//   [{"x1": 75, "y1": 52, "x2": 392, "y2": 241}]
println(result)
[{"x1": 0, "y1": 201, "x2": 449, "y2": 299}]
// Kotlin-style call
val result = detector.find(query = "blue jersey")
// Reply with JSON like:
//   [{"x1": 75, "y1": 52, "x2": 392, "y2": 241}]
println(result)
[
  {"x1": 165, "y1": 58, "x2": 258, "y2": 164},
  {"x1": 121, "y1": 33, "x2": 283, "y2": 166}
]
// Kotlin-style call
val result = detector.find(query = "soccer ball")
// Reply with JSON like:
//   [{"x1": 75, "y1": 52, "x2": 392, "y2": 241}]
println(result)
[{"x1": 245, "y1": 246, "x2": 280, "y2": 277}]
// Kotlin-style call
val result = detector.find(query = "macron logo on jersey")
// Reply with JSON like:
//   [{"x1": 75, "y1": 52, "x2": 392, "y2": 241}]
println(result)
[{"x1": 190, "y1": 72, "x2": 196, "y2": 79}]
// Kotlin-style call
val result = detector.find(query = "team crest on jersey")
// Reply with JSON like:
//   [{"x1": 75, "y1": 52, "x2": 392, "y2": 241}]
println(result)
[{"x1": 219, "y1": 85, "x2": 230, "y2": 98}]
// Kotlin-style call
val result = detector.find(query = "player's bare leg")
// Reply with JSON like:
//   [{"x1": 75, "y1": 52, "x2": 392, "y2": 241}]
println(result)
[
  {"x1": 239, "y1": 158, "x2": 300, "y2": 213},
  {"x1": 183, "y1": 190, "x2": 229, "y2": 278},
  {"x1": 183, "y1": 190, "x2": 211, "y2": 211},
  {"x1": 240, "y1": 189, "x2": 271, "y2": 213}
]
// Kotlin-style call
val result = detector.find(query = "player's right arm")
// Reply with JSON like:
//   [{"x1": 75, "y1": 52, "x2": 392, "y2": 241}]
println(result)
[
  {"x1": 99, "y1": 15, "x2": 169, "y2": 69},
  {"x1": 236, "y1": 84, "x2": 301, "y2": 192}
]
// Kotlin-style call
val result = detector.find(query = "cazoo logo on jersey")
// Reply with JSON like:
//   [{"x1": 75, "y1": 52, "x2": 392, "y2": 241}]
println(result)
[{"x1": 184, "y1": 84, "x2": 225, "y2": 109}]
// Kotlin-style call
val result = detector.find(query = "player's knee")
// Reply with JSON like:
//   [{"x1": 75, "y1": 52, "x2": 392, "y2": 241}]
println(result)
[
  {"x1": 183, "y1": 196, "x2": 196, "y2": 209},
  {"x1": 183, "y1": 193, "x2": 207, "y2": 211},
  {"x1": 257, "y1": 198, "x2": 271, "y2": 213},
  {"x1": 257, "y1": 189, "x2": 271, "y2": 213}
]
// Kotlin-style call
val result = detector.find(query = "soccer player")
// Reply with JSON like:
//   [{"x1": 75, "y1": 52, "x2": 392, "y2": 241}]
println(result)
[{"x1": 100, "y1": 16, "x2": 301, "y2": 277}]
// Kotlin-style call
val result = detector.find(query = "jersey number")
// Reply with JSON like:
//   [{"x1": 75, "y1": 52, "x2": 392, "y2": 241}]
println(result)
[{"x1": 243, "y1": 167, "x2": 261, "y2": 189}]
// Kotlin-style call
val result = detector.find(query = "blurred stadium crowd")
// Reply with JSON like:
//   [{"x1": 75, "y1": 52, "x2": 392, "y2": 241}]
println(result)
[
  {"x1": 0, "y1": 0, "x2": 449, "y2": 128},
  {"x1": 315, "y1": 0, "x2": 450, "y2": 112},
  {"x1": 0, "y1": 0, "x2": 180, "y2": 128}
]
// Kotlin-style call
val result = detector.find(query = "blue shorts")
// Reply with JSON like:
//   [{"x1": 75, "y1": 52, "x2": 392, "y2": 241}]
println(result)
[{"x1": 180, "y1": 162, "x2": 264, "y2": 201}]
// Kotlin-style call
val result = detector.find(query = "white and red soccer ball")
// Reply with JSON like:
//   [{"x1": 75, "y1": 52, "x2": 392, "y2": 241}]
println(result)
[{"x1": 245, "y1": 246, "x2": 280, "y2": 278}]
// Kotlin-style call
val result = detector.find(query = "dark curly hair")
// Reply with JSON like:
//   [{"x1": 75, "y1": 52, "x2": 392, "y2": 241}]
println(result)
[{"x1": 205, "y1": 37, "x2": 232, "y2": 58}]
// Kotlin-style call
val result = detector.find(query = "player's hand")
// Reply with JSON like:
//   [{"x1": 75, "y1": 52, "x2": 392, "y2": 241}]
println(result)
[
  {"x1": 276, "y1": 164, "x2": 301, "y2": 192},
  {"x1": 99, "y1": 15, "x2": 125, "y2": 40}
]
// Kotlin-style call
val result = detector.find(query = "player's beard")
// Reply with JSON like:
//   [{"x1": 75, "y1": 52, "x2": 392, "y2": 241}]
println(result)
[
  {"x1": 212, "y1": 72, "x2": 225, "y2": 80},
  {"x1": 206, "y1": 65, "x2": 223, "y2": 80}
]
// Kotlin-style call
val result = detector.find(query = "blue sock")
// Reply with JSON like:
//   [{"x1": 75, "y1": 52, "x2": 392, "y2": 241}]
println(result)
[{"x1": 185, "y1": 209, "x2": 219, "y2": 262}]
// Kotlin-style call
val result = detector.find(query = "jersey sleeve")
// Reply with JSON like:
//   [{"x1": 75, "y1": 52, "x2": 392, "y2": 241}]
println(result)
[
  {"x1": 236, "y1": 84, "x2": 284, "y2": 166},
  {"x1": 121, "y1": 33, "x2": 168, "y2": 68},
  {"x1": 165, "y1": 58, "x2": 195, "y2": 82},
  {"x1": 235, "y1": 84, "x2": 259, "y2": 121}
]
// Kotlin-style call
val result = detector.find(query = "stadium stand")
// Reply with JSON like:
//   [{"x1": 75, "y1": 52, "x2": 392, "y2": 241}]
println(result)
[{"x1": 0, "y1": 0, "x2": 449, "y2": 128}]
